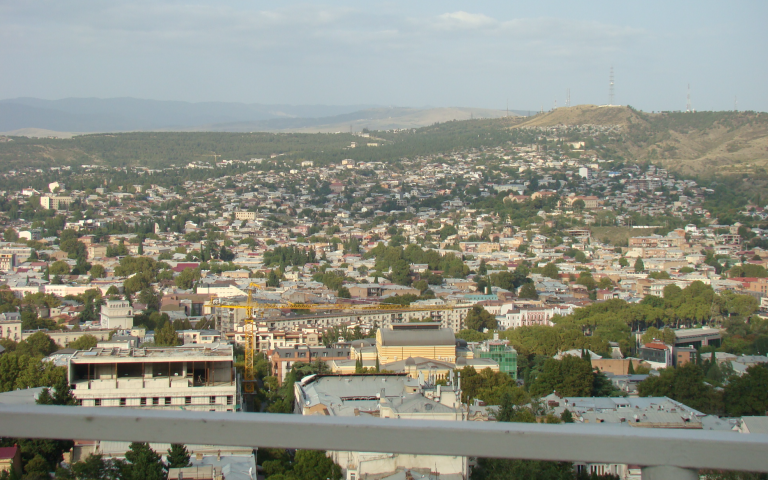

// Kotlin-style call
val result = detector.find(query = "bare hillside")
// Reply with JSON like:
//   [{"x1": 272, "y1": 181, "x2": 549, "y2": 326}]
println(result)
[{"x1": 514, "y1": 105, "x2": 642, "y2": 128}]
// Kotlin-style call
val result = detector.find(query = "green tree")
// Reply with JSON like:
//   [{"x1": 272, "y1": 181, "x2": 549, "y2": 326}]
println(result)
[
  {"x1": 518, "y1": 283, "x2": 539, "y2": 300},
  {"x1": 49, "y1": 260, "x2": 71, "y2": 276},
  {"x1": 542, "y1": 262, "x2": 559, "y2": 280},
  {"x1": 165, "y1": 444, "x2": 191, "y2": 470},
  {"x1": 124, "y1": 442, "x2": 165, "y2": 480},
  {"x1": 637, "y1": 363, "x2": 715, "y2": 413},
  {"x1": 634, "y1": 257, "x2": 645, "y2": 273},
  {"x1": 618, "y1": 257, "x2": 629, "y2": 268},
  {"x1": 529, "y1": 356, "x2": 594, "y2": 397},
  {"x1": 154, "y1": 322, "x2": 179, "y2": 347},
  {"x1": 723, "y1": 365, "x2": 768, "y2": 416},
  {"x1": 89, "y1": 264, "x2": 106, "y2": 279},
  {"x1": 175, "y1": 267, "x2": 201, "y2": 290},
  {"x1": 17, "y1": 332, "x2": 58, "y2": 357},
  {"x1": 68, "y1": 334, "x2": 98, "y2": 351},
  {"x1": 266, "y1": 270, "x2": 281, "y2": 288},
  {"x1": 290, "y1": 450, "x2": 342, "y2": 480},
  {"x1": 464, "y1": 306, "x2": 497, "y2": 332}
]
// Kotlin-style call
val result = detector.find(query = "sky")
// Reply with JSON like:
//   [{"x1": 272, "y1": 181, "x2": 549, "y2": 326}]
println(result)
[{"x1": 1, "y1": 0, "x2": 766, "y2": 112}]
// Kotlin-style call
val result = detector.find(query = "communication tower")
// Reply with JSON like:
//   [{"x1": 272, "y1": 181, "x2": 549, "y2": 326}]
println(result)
[
  {"x1": 735, "y1": 96, "x2": 738, "y2": 112},
  {"x1": 566, "y1": 89, "x2": 571, "y2": 107},
  {"x1": 686, "y1": 84, "x2": 692, "y2": 112},
  {"x1": 609, "y1": 67, "x2": 615, "y2": 106}
]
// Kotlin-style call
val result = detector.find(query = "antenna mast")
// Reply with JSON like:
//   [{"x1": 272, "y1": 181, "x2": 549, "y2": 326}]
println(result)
[
  {"x1": 566, "y1": 88, "x2": 571, "y2": 107},
  {"x1": 735, "y1": 96, "x2": 738, "y2": 112},
  {"x1": 609, "y1": 67, "x2": 615, "y2": 106},
  {"x1": 686, "y1": 84, "x2": 692, "y2": 112}
]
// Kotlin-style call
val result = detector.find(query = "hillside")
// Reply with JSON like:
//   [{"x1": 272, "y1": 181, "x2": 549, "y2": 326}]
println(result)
[
  {"x1": 515, "y1": 105, "x2": 643, "y2": 128},
  {"x1": 516, "y1": 105, "x2": 768, "y2": 178}
]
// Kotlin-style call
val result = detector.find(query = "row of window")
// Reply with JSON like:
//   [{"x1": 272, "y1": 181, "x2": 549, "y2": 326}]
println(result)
[{"x1": 90, "y1": 395, "x2": 234, "y2": 406}]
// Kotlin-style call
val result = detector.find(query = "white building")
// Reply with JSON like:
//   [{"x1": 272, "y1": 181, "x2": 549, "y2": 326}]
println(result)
[
  {"x1": 67, "y1": 344, "x2": 240, "y2": 412},
  {"x1": 294, "y1": 374, "x2": 468, "y2": 480},
  {"x1": 100, "y1": 300, "x2": 134, "y2": 329}
]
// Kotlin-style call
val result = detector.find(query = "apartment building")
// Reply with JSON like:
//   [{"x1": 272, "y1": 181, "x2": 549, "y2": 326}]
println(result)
[{"x1": 67, "y1": 344, "x2": 239, "y2": 412}]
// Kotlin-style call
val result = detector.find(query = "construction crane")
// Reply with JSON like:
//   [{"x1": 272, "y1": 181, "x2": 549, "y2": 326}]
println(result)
[
  {"x1": 201, "y1": 153, "x2": 222, "y2": 163},
  {"x1": 204, "y1": 283, "x2": 455, "y2": 393}
]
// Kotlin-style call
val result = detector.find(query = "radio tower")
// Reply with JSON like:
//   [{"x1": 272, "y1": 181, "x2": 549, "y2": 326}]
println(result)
[
  {"x1": 566, "y1": 88, "x2": 571, "y2": 107},
  {"x1": 735, "y1": 96, "x2": 738, "y2": 112},
  {"x1": 608, "y1": 67, "x2": 615, "y2": 105},
  {"x1": 686, "y1": 84, "x2": 692, "y2": 112}
]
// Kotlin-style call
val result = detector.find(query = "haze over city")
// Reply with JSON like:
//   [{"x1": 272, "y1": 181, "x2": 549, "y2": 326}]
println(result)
[{"x1": 1, "y1": 0, "x2": 766, "y2": 112}]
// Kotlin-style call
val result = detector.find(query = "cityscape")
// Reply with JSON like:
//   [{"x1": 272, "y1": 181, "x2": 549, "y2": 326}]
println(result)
[{"x1": 1, "y1": 1, "x2": 767, "y2": 480}]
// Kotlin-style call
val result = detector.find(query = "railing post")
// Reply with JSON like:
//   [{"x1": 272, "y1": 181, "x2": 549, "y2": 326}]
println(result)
[{"x1": 642, "y1": 465, "x2": 698, "y2": 480}]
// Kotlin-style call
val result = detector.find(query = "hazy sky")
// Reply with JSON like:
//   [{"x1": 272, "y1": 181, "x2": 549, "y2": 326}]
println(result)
[{"x1": 2, "y1": 1, "x2": 766, "y2": 112}]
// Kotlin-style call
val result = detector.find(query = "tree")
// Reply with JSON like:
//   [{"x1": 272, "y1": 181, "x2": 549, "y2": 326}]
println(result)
[
  {"x1": 105, "y1": 285, "x2": 120, "y2": 296},
  {"x1": 68, "y1": 334, "x2": 98, "y2": 351},
  {"x1": 166, "y1": 444, "x2": 191, "y2": 470},
  {"x1": 542, "y1": 263, "x2": 559, "y2": 280},
  {"x1": 464, "y1": 306, "x2": 497, "y2": 332},
  {"x1": 290, "y1": 450, "x2": 343, "y2": 480},
  {"x1": 637, "y1": 363, "x2": 715, "y2": 413},
  {"x1": 560, "y1": 409, "x2": 574, "y2": 423},
  {"x1": 17, "y1": 332, "x2": 58, "y2": 357},
  {"x1": 4, "y1": 227, "x2": 18, "y2": 242},
  {"x1": 518, "y1": 283, "x2": 539, "y2": 300},
  {"x1": 124, "y1": 442, "x2": 165, "y2": 480},
  {"x1": 154, "y1": 322, "x2": 179, "y2": 347},
  {"x1": 641, "y1": 326, "x2": 676, "y2": 345},
  {"x1": 634, "y1": 257, "x2": 645, "y2": 273},
  {"x1": 723, "y1": 365, "x2": 768, "y2": 416},
  {"x1": 618, "y1": 257, "x2": 629, "y2": 268},
  {"x1": 175, "y1": 267, "x2": 201, "y2": 290},
  {"x1": 49, "y1": 260, "x2": 71, "y2": 276},
  {"x1": 337, "y1": 287, "x2": 351, "y2": 299},
  {"x1": 89, "y1": 264, "x2": 106, "y2": 279},
  {"x1": 529, "y1": 356, "x2": 594, "y2": 397},
  {"x1": 266, "y1": 270, "x2": 281, "y2": 288}
]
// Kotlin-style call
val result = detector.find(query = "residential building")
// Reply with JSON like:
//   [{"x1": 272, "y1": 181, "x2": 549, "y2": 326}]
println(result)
[
  {"x1": 100, "y1": 300, "x2": 134, "y2": 329},
  {"x1": 67, "y1": 344, "x2": 240, "y2": 412}
]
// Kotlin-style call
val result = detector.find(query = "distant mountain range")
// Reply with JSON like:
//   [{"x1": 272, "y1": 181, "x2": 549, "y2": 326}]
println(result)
[{"x1": 0, "y1": 97, "x2": 519, "y2": 135}]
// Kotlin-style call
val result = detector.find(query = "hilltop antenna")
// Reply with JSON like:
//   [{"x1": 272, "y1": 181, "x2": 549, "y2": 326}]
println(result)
[
  {"x1": 566, "y1": 88, "x2": 571, "y2": 107},
  {"x1": 609, "y1": 66, "x2": 615, "y2": 106},
  {"x1": 506, "y1": 98, "x2": 509, "y2": 117},
  {"x1": 554, "y1": 99, "x2": 557, "y2": 110},
  {"x1": 686, "y1": 84, "x2": 692, "y2": 112},
  {"x1": 735, "y1": 96, "x2": 738, "y2": 112}
]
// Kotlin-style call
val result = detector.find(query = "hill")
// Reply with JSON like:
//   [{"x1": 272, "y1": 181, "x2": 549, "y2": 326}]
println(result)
[
  {"x1": 515, "y1": 105, "x2": 642, "y2": 128},
  {"x1": 516, "y1": 105, "x2": 768, "y2": 179}
]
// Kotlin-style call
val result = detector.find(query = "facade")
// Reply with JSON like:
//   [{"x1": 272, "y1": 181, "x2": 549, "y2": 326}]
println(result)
[
  {"x1": 475, "y1": 339, "x2": 518, "y2": 379},
  {"x1": 40, "y1": 195, "x2": 73, "y2": 210},
  {"x1": 270, "y1": 345, "x2": 350, "y2": 384},
  {"x1": 376, "y1": 323, "x2": 456, "y2": 364},
  {"x1": 234, "y1": 211, "x2": 256, "y2": 221},
  {"x1": 21, "y1": 329, "x2": 112, "y2": 348},
  {"x1": 100, "y1": 300, "x2": 134, "y2": 329},
  {"x1": 67, "y1": 344, "x2": 240, "y2": 412},
  {"x1": 0, "y1": 319, "x2": 22, "y2": 342},
  {"x1": 294, "y1": 374, "x2": 468, "y2": 480},
  {"x1": 0, "y1": 254, "x2": 15, "y2": 271}
]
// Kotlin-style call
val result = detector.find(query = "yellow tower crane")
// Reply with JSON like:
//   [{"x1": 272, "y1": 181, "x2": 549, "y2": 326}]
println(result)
[{"x1": 204, "y1": 282, "x2": 455, "y2": 393}]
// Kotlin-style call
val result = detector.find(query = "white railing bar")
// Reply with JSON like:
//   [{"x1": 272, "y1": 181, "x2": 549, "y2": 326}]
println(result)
[{"x1": 0, "y1": 405, "x2": 766, "y2": 473}]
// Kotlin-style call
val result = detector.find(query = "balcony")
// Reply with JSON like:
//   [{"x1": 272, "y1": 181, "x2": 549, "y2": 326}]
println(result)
[{"x1": 1, "y1": 404, "x2": 768, "y2": 480}]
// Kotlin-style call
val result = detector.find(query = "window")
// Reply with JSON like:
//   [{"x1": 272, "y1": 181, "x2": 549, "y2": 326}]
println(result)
[
  {"x1": 227, "y1": 396, "x2": 233, "y2": 405},
  {"x1": 153, "y1": 397, "x2": 159, "y2": 405},
  {"x1": 210, "y1": 396, "x2": 217, "y2": 404},
  {"x1": 165, "y1": 397, "x2": 172, "y2": 405},
  {"x1": 185, "y1": 396, "x2": 192, "y2": 405},
  {"x1": 140, "y1": 397, "x2": 147, "y2": 406},
  {"x1": 94, "y1": 399, "x2": 101, "y2": 406},
  {"x1": 120, "y1": 398, "x2": 126, "y2": 406}
]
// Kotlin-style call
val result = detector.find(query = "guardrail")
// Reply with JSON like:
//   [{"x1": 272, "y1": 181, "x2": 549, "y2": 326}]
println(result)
[{"x1": 1, "y1": 405, "x2": 767, "y2": 480}]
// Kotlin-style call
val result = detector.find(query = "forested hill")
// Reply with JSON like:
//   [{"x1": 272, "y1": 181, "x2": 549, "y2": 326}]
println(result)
[
  {"x1": 0, "y1": 118, "x2": 524, "y2": 171},
  {"x1": 0, "y1": 107, "x2": 766, "y2": 182}
]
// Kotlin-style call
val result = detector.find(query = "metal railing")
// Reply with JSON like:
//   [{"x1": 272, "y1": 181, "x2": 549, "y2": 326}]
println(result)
[{"x1": 1, "y1": 404, "x2": 767, "y2": 479}]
